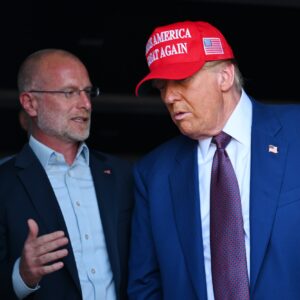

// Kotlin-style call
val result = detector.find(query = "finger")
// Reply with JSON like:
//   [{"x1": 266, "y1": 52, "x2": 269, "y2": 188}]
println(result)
[
  {"x1": 39, "y1": 261, "x2": 65, "y2": 276},
  {"x1": 37, "y1": 236, "x2": 69, "y2": 256},
  {"x1": 35, "y1": 230, "x2": 66, "y2": 246},
  {"x1": 26, "y1": 219, "x2": 39, "y2": 242},
  {"x1": 35, "y1": 248, "x2": 69, "y2": 266},
  {"x1": 28, "y1": 260, "x2": 66, "y2": 281}
]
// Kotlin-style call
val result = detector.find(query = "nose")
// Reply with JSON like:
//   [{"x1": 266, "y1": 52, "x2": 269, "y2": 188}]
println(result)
[
  {"x1": 78, "y1": 90, "x2": 92, "y2": 110},
  {"x1": 161, "y1": 81, "x2": 180, "y2": 105}
]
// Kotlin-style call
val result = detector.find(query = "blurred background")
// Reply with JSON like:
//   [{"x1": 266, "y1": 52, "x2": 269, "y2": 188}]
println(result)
[{"x1": 1, "y1": 0, "x2": 300, "y2": 161}]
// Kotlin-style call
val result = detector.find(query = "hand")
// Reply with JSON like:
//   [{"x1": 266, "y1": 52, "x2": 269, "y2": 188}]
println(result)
[{"x1": 19, "y1": 219, "x2": 69, "y2": 287}]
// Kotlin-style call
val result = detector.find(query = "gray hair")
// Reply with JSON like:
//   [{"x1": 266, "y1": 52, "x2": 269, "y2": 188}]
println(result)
[{"x1": 203, "y1": 59, "x2": 244, "y2": 92}]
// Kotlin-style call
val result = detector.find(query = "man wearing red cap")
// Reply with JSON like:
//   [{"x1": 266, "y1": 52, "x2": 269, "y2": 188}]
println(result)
[{"x1": 128, "y1": 20, "x2": 300, "y2": 300}]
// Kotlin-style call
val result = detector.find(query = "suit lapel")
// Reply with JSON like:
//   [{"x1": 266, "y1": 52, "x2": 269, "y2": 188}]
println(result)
[
  {"x1": 249, "y1": 102, "x2": 288, "y2": 292},
  {"x1": 89, "y1": 152, "x2": 121, "y2": 290},
  {"x1": 169, "y1": 138, "x2": 207, "y2": 300},
  {"x1": 16, "y1": 145, "x2": 81, "y2": 294}
]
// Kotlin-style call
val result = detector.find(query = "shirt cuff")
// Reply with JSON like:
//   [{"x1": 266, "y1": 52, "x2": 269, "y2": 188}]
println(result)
[{"x1": 12, "y1": 257, "x2": 40, "y2": 299}]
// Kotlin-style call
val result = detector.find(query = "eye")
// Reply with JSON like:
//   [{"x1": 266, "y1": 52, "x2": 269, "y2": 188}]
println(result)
[
  {"x1": 83, "y1": 87, "x2": 93, "y2": 98},
  {"x1": 83, "y1": 87, "x2": 100, "y2": 98},
  {"x1": 64, "y1": 90, "x2": 77, "y2": 98},
  {"x1": 176, "y1": 77, "x2": 190, "y2": 84},
  {"x1": 153, "y1": 80, "x2": 166, "y2": 91}
]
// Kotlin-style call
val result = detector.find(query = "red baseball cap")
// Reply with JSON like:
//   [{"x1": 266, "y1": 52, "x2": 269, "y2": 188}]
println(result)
[{"x1": 135, "y1": 20, "x2": 234, "y2": 96}]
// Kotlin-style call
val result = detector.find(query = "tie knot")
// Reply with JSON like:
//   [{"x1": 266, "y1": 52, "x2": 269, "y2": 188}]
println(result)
[{"x1": 212, "y1": 131, "x2": 231, "y2": 149}]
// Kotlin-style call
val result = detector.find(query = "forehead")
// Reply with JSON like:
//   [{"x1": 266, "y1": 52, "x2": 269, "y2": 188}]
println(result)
[
  {"x1": 38, "y1": 54, "x2": 91, "y2": 86},
  {"x1": 39, "y1": 54, "x2": 83, "y2": 73}
]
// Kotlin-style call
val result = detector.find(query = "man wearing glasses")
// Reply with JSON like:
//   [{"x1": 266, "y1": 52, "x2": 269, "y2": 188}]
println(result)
[{"x1": 0, "y1": 49, "x2": 134, "y2": 300}]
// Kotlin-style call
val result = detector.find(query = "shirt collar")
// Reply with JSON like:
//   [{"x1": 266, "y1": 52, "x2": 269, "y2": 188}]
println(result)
[
  {"x1": 29, "y1": 135, "x2": 90, "y2": 168},
  {"x1": 223, "y1": 89, "x2": 252, "y2": 147}
]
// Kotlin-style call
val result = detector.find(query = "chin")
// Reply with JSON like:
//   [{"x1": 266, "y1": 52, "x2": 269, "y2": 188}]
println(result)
[{"x1": 69, "y1": 131, "x2": 90, "y2": 142}]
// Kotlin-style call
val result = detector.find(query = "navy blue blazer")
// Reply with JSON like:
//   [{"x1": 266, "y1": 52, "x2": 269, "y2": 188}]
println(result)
[
  {"x1": 0, "y1": 144, "x2": 134, "y2": 300},
  {"x1": 128, "y1": 100, "x2": 300, "y2": 300}
]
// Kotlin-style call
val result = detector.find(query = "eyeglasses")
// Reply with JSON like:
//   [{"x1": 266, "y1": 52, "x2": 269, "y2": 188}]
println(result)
[{"x1": 28, "y1": 86, "x2": 100, "y2": 99}]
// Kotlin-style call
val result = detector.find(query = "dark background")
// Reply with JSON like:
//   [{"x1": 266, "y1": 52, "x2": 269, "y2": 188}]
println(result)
[{"x1": 1, "y1": 0, "x2": 300, "y2": 160}]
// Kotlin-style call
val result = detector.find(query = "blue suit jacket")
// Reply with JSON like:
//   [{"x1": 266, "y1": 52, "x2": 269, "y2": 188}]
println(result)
[
  {"x1": 0, "y1": 144, "x2": 134, "y2": 300},
  {"x1": 128, "y1": 100, "x2": 300, "y2": 300}
]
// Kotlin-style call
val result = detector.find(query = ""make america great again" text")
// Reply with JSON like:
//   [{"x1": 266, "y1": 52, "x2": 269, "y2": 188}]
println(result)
[{"x1": 146, "y1": 27, "x2": 192, "y2": 66}]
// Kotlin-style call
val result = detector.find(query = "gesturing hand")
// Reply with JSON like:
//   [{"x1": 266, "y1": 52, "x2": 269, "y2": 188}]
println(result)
[{"x1": 19, "y1": 219, "x2": 69, "y2": 287}]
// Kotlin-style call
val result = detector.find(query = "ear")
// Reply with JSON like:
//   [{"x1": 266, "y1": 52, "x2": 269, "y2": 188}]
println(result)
[
  {"x1": 19, "y1": 92, "x2": 38, "y2": 117},
  {"x1": 217, "y1": 63, "x2": 235, "y2": 92}
]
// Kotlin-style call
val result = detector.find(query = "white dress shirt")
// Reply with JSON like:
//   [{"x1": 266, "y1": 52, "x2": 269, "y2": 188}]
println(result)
[{"x1": 197, "y1": 89, "x2": 252, "y2": 300}]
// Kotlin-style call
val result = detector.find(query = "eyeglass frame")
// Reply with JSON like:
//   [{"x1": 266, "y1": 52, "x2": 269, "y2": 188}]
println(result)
[{"x1": 27, "y1": 86, "x2": 100, "y2": 99}]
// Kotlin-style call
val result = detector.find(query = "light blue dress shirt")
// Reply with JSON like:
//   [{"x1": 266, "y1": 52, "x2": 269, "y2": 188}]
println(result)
[{"x1": 13, "y1": 136, "x2": 116, "y2": 300}]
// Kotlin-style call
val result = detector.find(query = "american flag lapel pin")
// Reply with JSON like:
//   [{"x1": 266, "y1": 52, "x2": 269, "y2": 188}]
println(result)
[
  {"x1": 103, "y1": 169, "x2": 112, "y2": 175},
  {"x1": 268, "y1": 145, "x2": 278, "y2": 154}
]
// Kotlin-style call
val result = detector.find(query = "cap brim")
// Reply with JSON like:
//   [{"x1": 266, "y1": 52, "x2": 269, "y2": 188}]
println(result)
[{"x1": 135, "y1": 61, "x2": 205, "y2": 96}]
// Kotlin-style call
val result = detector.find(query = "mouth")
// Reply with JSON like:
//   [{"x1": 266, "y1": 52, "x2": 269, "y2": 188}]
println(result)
[
  {"x1": 173, "y1": 111, "x2": 190, "y2": 121},
  {"x1": 71, "y1": 116, "x2": 89, "y2": 123}
]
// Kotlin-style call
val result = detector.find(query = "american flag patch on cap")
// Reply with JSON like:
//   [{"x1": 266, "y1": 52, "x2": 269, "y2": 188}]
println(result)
[{"x1": 203, "y1": 37, "x2": 224, "y2": 55}]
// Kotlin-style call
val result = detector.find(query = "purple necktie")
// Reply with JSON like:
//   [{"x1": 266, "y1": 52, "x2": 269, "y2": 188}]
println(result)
[{"x1": 210, "y1": 132, "x2": 249, "y2": 300}]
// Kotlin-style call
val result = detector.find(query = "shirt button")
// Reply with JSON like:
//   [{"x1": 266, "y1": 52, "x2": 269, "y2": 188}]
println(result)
[
  {"x1": 85, "y1": 234, "x2": 89, "y2": 240},
  {"x1": 76, "y1": 201, "x2": 80, "y2": 207},
  {"x1": 91, "y1": 268, "x2": 96, "y2": 274}
]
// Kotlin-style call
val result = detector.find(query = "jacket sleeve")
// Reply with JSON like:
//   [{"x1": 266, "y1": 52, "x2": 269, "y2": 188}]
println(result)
[{"x1": 127, "y1": 164, "x2": 162, "y2": 300}]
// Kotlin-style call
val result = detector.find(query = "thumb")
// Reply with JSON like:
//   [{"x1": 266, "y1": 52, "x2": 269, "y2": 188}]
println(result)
[{"x1": 26, "y1": 218, "x2": 39, "y2": 241}]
